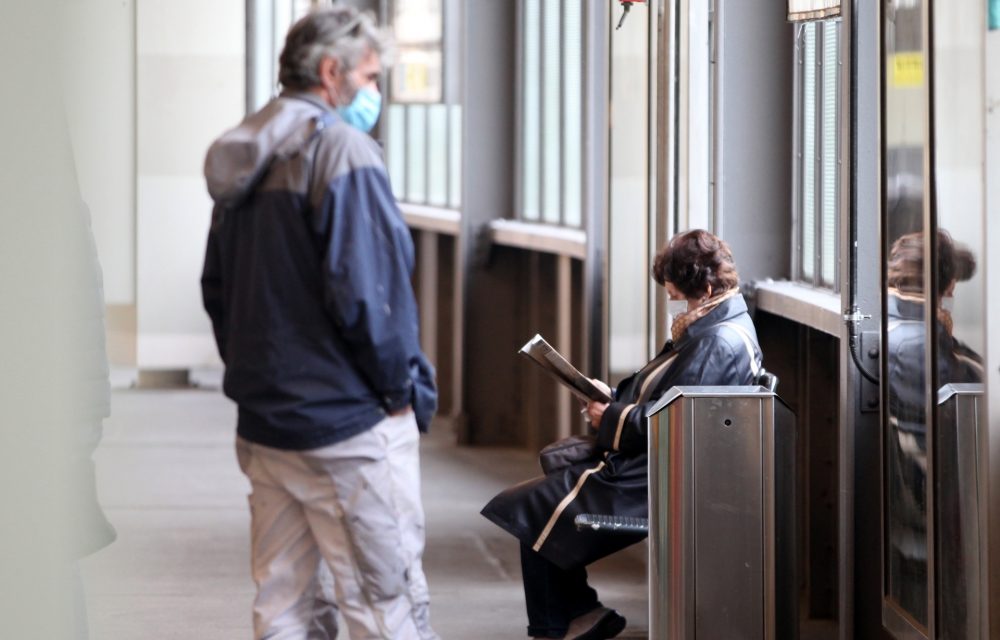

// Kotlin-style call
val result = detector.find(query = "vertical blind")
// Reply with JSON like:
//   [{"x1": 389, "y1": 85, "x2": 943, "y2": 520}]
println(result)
[
  {"x1": 522, "y1": 0, "x2": 541, "y2": 220},
  {"x1": 797, "y1": 20, "x2": 840, "y2": 289},
  {"x1": 820, "y1": 25, "x2": 839, "y2": 286},
  {"x1": 541, "y1": 0, "x2": 562, "y2": 224},
  {"x1": 801, "y1": 23, "x2": 817, "y2": 281}
]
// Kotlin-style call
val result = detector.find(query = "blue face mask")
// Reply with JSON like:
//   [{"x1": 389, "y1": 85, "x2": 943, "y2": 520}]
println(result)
[{"x1": 337, "y1": 87, "x2": 382, "y2": 133}]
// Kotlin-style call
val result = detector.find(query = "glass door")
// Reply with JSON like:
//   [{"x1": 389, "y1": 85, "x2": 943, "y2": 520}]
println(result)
[
  {"x1": 881, "y1": 0, "x2": 932, "y2": 635},
  {"x1": 882, "y1": 0, "x2": 989, "y2": 637}
]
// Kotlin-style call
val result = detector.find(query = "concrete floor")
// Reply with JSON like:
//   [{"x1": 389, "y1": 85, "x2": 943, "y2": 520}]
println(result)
[{"x1": 81, "y1": 389, "x2": 648, "y2": 639}]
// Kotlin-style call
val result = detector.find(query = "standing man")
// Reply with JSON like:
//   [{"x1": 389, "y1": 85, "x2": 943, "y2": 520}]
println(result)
[{"x1": 201, "y1": 7, "x2": 438, "y2": 639}]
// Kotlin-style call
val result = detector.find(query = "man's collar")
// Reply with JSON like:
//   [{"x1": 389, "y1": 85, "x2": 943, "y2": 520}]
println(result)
[{"x1": 281, "y1": 90, "x2": 335, "y2": 113}]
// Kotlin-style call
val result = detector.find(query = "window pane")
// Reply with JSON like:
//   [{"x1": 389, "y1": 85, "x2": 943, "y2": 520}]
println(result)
[
  {"x1": 608, "y1": 1, "x2": 650, "y2": 375},
  {"x1": 801, "y1": 23, "x2": 817, "y2": 281},
  {"x1": 387, "y1": 104, "x2": 407, "y2": 200},
  {"x1": 392, "y1": 0, "x2": 443, "y2": 102},
  {"x1": 394, "y1": 0, "x2": 442, "y2": 44},
  {"x1": 541, "y1": 0, "x2": 562, "y2": 223},
  {"x1": 449, "y1": 105, "x2": 462, "y2": 208},
  {"x1": 427, "y1": 104, "x2": 448, "y2": 207},
  {"x1": 562, "y1": 0, "x2": 583, "y2": 227},
  {"x1": 406, "y1": 105, "x2": 427, "y2": 203},
  {"x1": 393, "y1": 49, "x2": 443, "y2": 103},
  {"x1": 522, "y1": 0, "x2": 541, "y2": 221},
  {"x1": 273, "y1": 0, "x2": 294, "y2": 67},
  {"x1": 293, "y1": 0, "x2": 312, "y2": 19},
  {"x1": 820, "y1": 22, "x2": 839, "y2": 287},
  {"x1": 249, "y1": 2, "x2": 276, "y2": 111}
]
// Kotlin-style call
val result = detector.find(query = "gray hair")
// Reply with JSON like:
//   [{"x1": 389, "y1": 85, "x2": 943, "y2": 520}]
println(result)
[{"x1": 278, "y1": 6, "x2": 393, "y2": 91}]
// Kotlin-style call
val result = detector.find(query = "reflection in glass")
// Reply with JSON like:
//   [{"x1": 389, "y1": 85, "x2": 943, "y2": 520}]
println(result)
[
  {"x1": 884, "y1": 0, "x2": 989, "y2": 634},
  {"x1": 885, "y1": 234, "x2": 928, "y2": 628},
  {"x1": 931, "y1": 2, "x2": 988, "y2": 633},
  {"x1": 883, "y1": 0, "x2": 928, "y2": 627},
  {"x1": 886, "y1": 229, "x2": 984, "y2": 630},
  {"x1": 935, "y1": 382, "x2": 984, "y2": 639}
]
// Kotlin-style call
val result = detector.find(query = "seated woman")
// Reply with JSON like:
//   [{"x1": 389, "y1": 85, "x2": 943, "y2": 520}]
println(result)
[
  {"x1": 884, "y1": 229, "x2": 983, "y2": 627},
  {"x1": 481, "y1": 229, "x2": 763, "y2": 640}
]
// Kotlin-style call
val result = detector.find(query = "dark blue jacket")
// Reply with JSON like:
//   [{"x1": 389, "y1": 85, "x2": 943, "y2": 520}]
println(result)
[{"x1": 201, "y1": 92, "x2": 436, "y2": 450}]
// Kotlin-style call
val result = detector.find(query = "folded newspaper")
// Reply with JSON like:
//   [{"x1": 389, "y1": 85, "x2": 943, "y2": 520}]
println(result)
[{"x1": 518, "y1": 334, "x2": 613, "y2": 403}]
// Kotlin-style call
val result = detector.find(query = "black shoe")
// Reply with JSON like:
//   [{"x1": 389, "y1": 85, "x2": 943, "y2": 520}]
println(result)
[{"x1": 565, "y1": 606, "x2": 627, "y2": 640}]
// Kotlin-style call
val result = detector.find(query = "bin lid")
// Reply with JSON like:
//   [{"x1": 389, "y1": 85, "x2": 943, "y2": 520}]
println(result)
[
  {"x1": 937, "y1": 383, "x2": 984, "y2": 405},
  {"x1": 645, "y1": 385, "x2": 776, "y2": 418}
]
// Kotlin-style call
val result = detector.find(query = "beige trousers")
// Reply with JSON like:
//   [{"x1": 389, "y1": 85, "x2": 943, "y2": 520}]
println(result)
[{"x1": 236, "y1": 414, "x2": 437, "y2": 640}]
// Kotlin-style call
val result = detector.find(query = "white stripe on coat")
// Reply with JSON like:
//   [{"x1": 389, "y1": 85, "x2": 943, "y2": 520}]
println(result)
[{"x1": 532, "y1": 461, "x2": 607, "y2": 552}]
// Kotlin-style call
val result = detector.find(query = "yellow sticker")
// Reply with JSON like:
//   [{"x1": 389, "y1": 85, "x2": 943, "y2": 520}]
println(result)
[
  {"x1": 891, "y1": 52, "x2": 924, "y2": 88},
  {"x1": 403, "y1": 63, "x2": 429, "y2": 93}
]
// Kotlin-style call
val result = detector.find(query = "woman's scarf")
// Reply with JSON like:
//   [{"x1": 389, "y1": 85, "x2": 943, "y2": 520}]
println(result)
[
  {"x1": 887, "y1": 287, "x2": 953, "y2": 336},
  {"x1": 670, "y1": 287, "x2": 741, "y2": 343}
]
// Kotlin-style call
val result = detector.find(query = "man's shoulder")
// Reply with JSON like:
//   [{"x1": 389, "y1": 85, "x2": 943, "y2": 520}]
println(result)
[{"x1": 314, "y1": 122, "x2": 385, "y2": 179}]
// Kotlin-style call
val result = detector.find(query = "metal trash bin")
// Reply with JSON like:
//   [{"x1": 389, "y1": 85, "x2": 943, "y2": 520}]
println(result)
[
  {"x1": 936, "y1": 383, "x2": 985, "y2": 640},
  {"x1": 645, "y1": 386, "x2": 797, "y2": 640}
]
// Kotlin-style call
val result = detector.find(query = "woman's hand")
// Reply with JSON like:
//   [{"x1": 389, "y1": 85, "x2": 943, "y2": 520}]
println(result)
[
  {"x1": 585, "y1": 400, "x2": 609, "y2": 429},
  {"x1": 585, "y1": 379, "x2": 612, "y2": 429}
]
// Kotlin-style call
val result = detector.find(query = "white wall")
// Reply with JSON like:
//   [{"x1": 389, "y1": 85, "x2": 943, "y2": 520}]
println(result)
[
  {"x1": 65, "y1": 1, "x2": 136, "y2": 306},
  {"x1": 607, "y1": 3, "x2": 652, "y2": 376},
  {"x1": 135, "y1": 0, "x2": 244, "y2": 369}
]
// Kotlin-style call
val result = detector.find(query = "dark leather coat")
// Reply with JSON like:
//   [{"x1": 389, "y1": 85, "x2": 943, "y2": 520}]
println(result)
[
  {"x1": 482, "y1": 295, "x2": 762, "y2": 569},
  {"x1": 884, "y1": 292, "x2": 984, "y2": 624},
  {"x1": 886, "y1": 292, "x2": 983, "y2": 435}
]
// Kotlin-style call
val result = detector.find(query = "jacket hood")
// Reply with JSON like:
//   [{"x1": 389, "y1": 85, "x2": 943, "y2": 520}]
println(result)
[{"x1": 204, "y1": 93, "x2": 334, "y2": 204}]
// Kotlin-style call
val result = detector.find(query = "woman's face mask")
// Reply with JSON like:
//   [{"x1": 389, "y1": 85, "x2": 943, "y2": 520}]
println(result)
[
  {"x1": 667, "y1": 298, "x2": 689, "y2": 318},
  {"x1": 665, "y1": 282, "x2": 689, "y2": 318},
  {"x1": 941, "y1": 296, "x2": 955, "y2": 312}
]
